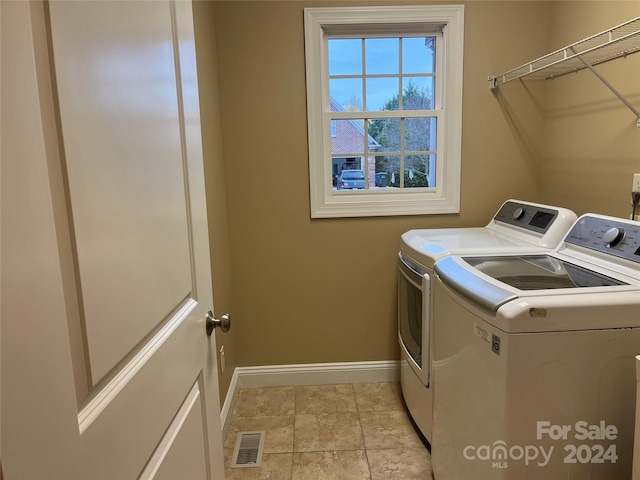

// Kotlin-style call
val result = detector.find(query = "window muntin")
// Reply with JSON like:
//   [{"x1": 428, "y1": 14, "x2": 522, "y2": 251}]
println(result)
[
  {"x1": 329, "y1": 36, "x2": 436, "y2": 112},
  {"x1": 305, "y1": 6, "x2": 464, "y2": 218},
  {"x1": 329, "y1": 35, "x2": 438, "y2": 192}
]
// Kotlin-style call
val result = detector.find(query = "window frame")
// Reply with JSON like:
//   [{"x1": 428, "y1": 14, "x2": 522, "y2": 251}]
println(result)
[{"x1": 304, "y1": 5, "x2": 464, "y2": 218}]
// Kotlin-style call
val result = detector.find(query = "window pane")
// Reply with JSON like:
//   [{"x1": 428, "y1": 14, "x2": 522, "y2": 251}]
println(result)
[
  {"x1": 365, "y1": 38, "x2": 399, "y2": 74},
  {"x1": 332, "y1": 157, "x2": 364, "y2": 188},
  {"x1": 405, "y1": 154, "x2": 430, "y2": 187},
  {"x1": 430, "y1": 117, "x2": 437, "y2": 150},
  {"x1": 405, "y1": 117, "x2": 435, "y2": 151},
  {"x1": 369, "y1": 118, "x2": 400, "y2": 153},
  {"x1": 374, "y1": 155, "x2": 400, "y2": 188},
  {"x1": 402, "y1": 37, "x2": 435, "y2": 74},
  {"x1": 328, "y1": 39, "x2": 362, "y2": 75},
  {"x1": 330, "y1": 79, "x2": 363, "y2": 111},
  {"x1": 402, "y1": 78, "x2": 434, "y2": 110},
  {"x1": 331, "y1": 119, "x2": 366, "y2": 154},
  {"x1": 366, "y1": 77, "x2": 400, "y2": 111},
  {"x1": 428, "y1": 154, "x2": 436, "y2": 188},
  {"x1": 369, "y1": 155, "x2": 400, "y2": 188}
]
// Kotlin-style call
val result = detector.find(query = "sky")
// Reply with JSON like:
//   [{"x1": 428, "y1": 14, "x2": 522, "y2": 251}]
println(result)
[{"x1": 328, "y1": 36, "x2": 436, "y2": 111}]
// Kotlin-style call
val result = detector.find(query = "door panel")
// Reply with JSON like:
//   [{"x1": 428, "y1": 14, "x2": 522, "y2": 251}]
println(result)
[
  {"x1": 48, "y1": 0, "x2": 194, "y2": 385},
  {"x1": 1, "y1": 1, "x2": 224, "y2": 478},
  {"x1": 144, "y1": 379, "x2": 209, "y2": 480}
]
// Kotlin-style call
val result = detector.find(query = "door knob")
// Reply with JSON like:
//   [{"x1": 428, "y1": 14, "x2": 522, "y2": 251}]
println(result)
[{"x1": 206, "y1": 310, "x2": 231, "y2": 336}]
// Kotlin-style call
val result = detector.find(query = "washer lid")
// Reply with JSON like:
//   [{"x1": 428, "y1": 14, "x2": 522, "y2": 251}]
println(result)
[
  {"x1": 434, "y1": 256, "x2": 518, "y2": 312},
  {"x1": 463, "y1": 254, "x2": 627, "y2": 290},
  {"x1": 434, "y1": 254, "x2": 629, "y2": 313},
  {"x1": 401, "y1": 227, "x2": 522, "y2": 269}
]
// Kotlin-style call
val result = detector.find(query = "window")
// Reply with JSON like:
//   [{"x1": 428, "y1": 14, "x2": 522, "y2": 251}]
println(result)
[{"x1": 304, "y1": 6, "x2": 464, "y2": 218}]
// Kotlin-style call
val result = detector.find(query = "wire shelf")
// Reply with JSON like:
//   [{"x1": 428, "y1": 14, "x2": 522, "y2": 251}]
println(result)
[{"x1": 489, "y1": 17, "x2": 640, "y2": 88}]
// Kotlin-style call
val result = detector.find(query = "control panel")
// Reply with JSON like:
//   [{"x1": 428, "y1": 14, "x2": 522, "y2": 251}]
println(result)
[
  {"x1": 493, "y1": 201, "x2": 559, "y2": 234},
  {"x1": 565, "y1": 215, "x2": 640, "y2": 264}
]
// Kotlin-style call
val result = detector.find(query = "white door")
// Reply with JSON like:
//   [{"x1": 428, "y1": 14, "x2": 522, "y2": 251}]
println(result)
[{"x1": 1, "y1": 1, "x2": 225, "y2": 478}]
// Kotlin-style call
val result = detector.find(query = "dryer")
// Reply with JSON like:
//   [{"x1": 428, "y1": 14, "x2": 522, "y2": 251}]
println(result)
[
  {"x1": 398, "y1": 200, "x2": 577, "y2": 442},
  {"x1": 431, "y1": 214, "x2": 640, "y2": 479}
]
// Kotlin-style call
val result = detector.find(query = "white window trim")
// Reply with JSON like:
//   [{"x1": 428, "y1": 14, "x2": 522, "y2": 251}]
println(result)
[{"x1": 304, "y1": 5, "x2": 464, "y2": 218}]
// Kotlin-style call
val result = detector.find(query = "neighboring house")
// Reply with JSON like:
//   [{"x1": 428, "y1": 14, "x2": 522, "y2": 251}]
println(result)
[{"x1": 330, "y1": 97, "x2": 380, "y2": 188}]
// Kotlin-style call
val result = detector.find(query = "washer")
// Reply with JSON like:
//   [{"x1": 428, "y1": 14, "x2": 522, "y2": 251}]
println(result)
[
  {"x1": 431, "y1": 214, "x2": 640, "y2": 479},
  {"x1": 398, "y1": 200, "x2": 577, "y2": 443}
]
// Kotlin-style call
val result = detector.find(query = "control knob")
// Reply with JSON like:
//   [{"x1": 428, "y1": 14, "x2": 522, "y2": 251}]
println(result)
[
  {"x1": 512, "y1": 207, "x2": 525, "y2": 220},
  {"x1": 603, "y1": 227, "x2": 625, "y2": 248}
]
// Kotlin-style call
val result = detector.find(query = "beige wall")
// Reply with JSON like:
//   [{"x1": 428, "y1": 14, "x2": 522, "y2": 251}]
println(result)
[
  {"x1": 541, "y1": 2, "x2": 640, "y2": 217},
  {"x1": 193, "y1": 1, "x2": 237, "y2": 404},
  {"x1": 193, "y1": 1, "x2": 640, "y2": 402}
]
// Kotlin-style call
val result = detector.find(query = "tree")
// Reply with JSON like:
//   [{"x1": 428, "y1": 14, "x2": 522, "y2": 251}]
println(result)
[
  {"x1": 343, "y1": 96, "x2": 362, "y2": 112},
  {"x1": 370, "y1": 81, "x2": 432, "y2": 187}
]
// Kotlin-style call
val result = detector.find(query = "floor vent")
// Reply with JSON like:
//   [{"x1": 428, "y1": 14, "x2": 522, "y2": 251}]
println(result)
[{"x1": 230, "y1": 431, "x2": 265, "y2": 468}]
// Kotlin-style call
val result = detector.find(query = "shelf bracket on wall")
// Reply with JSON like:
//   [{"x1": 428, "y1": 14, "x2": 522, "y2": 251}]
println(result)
[
  {"x1": 568, "y1": 47, "x2": 640, "y2": 128},
  {"x1": 488, "y1": 17, "x2": 640, "y2": 128}
]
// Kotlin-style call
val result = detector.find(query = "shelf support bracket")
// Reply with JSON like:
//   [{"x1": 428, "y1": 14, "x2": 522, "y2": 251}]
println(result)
[{"x1": 569, "y1": 47, "x2": 640, "y2": 128}]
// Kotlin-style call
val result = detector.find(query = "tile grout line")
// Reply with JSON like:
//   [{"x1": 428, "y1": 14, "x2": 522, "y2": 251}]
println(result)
[{"x1": 352, "y1": 383, "x2": 374, "y2": 480}]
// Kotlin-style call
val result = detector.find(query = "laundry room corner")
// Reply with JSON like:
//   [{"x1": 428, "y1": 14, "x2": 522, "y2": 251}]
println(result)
[
  {"x1": 205, "y1": 0, "x2": 554, "y2": 376},
  {"x1": 193, "y1": 0, "x2": 238, "y2": 406},
  {"x1": 192, "y1": 0, "x2": 640, "y2": 424}
]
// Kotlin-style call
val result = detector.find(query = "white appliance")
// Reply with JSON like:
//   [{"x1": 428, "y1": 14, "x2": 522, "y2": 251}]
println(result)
[
  {"x1": 431, "y1": 214, "x2": 640, "y2": 479},
  {"x1": 398, "y1": 200, "x2": 577, "y2": 443},
  {"x1": 634, "y1": 355, "x2": 640, "y2": 480}
]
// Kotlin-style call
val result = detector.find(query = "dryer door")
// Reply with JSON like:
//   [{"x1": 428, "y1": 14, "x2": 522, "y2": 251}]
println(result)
[{"x1": 398, "y1": 254, "x2": 430, "y2": 386}]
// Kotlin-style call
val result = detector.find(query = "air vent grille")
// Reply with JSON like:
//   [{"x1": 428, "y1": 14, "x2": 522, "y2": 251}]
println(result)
[{"x1": 230, "y1": 431, "x2": 265, "y2": 468}]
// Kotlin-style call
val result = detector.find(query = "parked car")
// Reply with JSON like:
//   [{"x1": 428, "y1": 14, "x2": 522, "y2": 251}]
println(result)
[{"x1": 336, "y1": 169, "x2": 365, "y2": 190}]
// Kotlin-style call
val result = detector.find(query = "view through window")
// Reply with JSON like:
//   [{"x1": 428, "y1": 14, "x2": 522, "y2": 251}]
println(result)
[
  {"x1": 304, "y1": 6, "x2": 464, "y2": 218},
  {"x1": 329, "y1": 36, "x2": 437, "y2": 191}
]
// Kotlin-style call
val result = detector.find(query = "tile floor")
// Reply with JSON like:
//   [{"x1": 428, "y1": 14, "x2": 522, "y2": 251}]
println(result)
[{"x1": 223, "y1": 382, "x2": 433, "y2": 479}]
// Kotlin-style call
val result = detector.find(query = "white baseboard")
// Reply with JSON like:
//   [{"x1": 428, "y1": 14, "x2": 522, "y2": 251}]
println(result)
[{"x1": 220, "y1": 360, "x2": 400, "y2": 438}]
